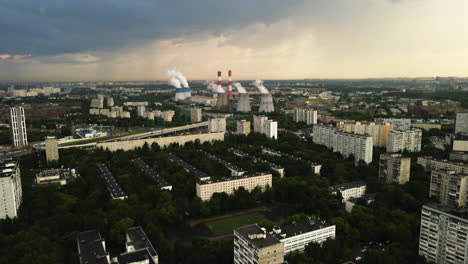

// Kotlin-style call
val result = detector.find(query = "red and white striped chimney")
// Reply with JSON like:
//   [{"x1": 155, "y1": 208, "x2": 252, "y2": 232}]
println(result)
[
  {"x1": 228, "y1": 70, "x2": 233, "y2": 96},
  {"x1": 217, "y1": 71, "x2": 222, "y2": 90}
]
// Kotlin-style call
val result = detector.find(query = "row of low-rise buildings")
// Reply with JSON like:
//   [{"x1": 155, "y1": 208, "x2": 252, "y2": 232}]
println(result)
[
  {"x1": 234, "y1": 218, "x2": 335, "y2": 264},
  {"x1": 313, "y1": 124, "x2": 373, "y2": 165}
]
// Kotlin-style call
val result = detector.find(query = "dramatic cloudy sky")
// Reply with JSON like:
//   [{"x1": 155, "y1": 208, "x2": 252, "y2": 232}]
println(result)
[{"x1": 1, "y1": 0, "x2": 468, "y2": 81}]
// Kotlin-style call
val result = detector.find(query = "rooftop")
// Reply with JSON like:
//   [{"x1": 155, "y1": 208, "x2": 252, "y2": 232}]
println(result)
[
  {"x1": 197, "y1": 172, "x2": 271, "y2": 185},
  {"x1": 168, "y1": 153, "x2": 210, "y2": 180},
  {"x1": 96, "y1": 163, "x2": 127, "y2": 199},
  {"x1": 118, "y1": 248, "x2": 156, "y2": 264},
  {"x1": 330, "y1": 181, "x2": 366, "y2": 192},
  {"x1": 132, "y1": 158, "x2": 171, "y2": 190},
  {"x1": 423, "y1": 203, "x2": 468, "y2": 221},
  {"x1": 270, "y1": 218, "x2": 333, "y2": 240},
  {"x1": 77, "y1": 230, "x2": 109, "y2": 264},
  {"x1": 0, "y1": 160, "x2": 18, "y2": 178},
  {"x1": 235, "y1": 224, "x2": 282, "y2": 249},
  {"x1": 126, "y1": 226, "x2": 158, "y2": 258}
]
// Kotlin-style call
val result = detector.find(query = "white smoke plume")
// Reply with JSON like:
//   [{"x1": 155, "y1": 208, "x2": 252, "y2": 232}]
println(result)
[
  {"x1": 167, "y1": 68, "x2": 189, "y2": 88},
  {"x1": 253, "y1": 80, "x2": 269, "y2": 94},
  {"x1": 233, "y1": 82, "x2": 246, "y2": 94},
  {"x1": 207, "y1": 81, "x2": 225, "y2": 93}
]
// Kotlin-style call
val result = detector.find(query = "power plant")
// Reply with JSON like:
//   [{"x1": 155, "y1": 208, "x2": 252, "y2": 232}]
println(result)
[
  {"x1": 167, "y1": 69, "x2": 191, "y2": 101},
  {"x1": 214, "y1": 71, "x2": 230, "y2": 111},
  {"x1": 232, "y1": 79, "x2": 251, "y2": 112},
  {"x1": 254, "y1": 80, "x2": 274, "y2": 113}
]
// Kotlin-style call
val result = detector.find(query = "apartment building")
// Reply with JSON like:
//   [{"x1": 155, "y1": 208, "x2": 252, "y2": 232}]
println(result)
[
  {"x1": 77, "y1": 230, "x2": 111, "y2": 264},
  {"x1": 430, "y1": 170, "x2": 468, "y2": 208},
  {"x1": 35, "y1": 168, "x2": 79, "y2": 185},
  {"x1": 190, "y1": 108, "x2": 202, "y2": 123},
  {"x1": 387, "y1": 129, "x2": 422, "y2": 153},
  {"x1": 293, "y1": 108, "x2": 317, "y2": 125},
  {"x1": 45, "y1": 137, "x2": 59, "y2": 163},
  {"x1": 330, "y1": 181, "x2": 366, "y2": 202},
  {"x1": 270, "y1": 218, "x2": 335, "y2": 254},
  {"x1": 9, "y1": 106, "x2": 28, "y2": 147},
  {"x1": 419, "y1": 203, "x2": 468, "y2": 264},
  {"x1": 313, "y1": 124, "x2": 373, "y2": 165},
  {"x1": 196, "y1": 173, "x2": 272, "y2": 201},
  {"x1": 253, "y1": 115, "x2": 278, "y2": 139},
  {"x1": 234, "y1": 225, "x2": 284, "y2": 264},
  {"x1": 119, "y1": 226, "x2": 159, "y2": 264},
  {"x1": 417, "y1": 156, "x2": 468, "y2": 174},
  {"x1": 378, "y1": 153, "x2": 411, "y2": 184},
  {"x1": 337, "y1": 121, "x2": 393, "y2": 147},
  {"x1": 374, "y1": 118, "x2": 411, "y2": 131},
  {"x1": 236, "y1": 120, "x2": 251, "y2": 135},
  {"x1": 208, "y1": 117, "x2": 227, "y2": 133},
  {"x1": 455, "y1": 112, "x2": 468, "y2": 135},
  {"x1": 0, "y1": 160, "x2": 22, "y2": 219}
]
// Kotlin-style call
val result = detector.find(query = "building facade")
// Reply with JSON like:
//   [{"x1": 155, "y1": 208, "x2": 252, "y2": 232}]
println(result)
[
  {"x1": 374, "y1": 118, "x2": 411, "y2": 131},
  {"x1": 430, "y1": 170, "x2": 468, "y2": 208},
  {"x1": 208, "y1": 118, "x2": 227, "y2": 133},
  {"x1": 419, "y1": 203, "x2": 468, "y2": 264},
  {"x1": 253, "y1": 115, "x2": 278, "y2": 139},
  {"x1": 234, "y1": 225, "x2": 284, "y2": 264},
  {"x1": 337, "y1": 121, "x2": 393, "y2": 147},
  {"x1": 236, "y1": 120, "x2": 251, "y2": 135},
  {"x1": 190, "y1": 108, "x2": 202, "y2": 123},
  {"x1": 293, "y1": 108, "x2": 317, "y2": 125},
  {"x1": 0, "y1": 160, "x2": 22, "y2": 219},
  {"x1": 417, "y1": 157, "x2": 468, "y2": 174},
  {"x1": 330, "y1": 181, "x2": 366, "y2": 202},
  {"x1": 378, "y1": 153, "x2": 411, "y2": 184},
  {"x1": 455, "y1": 112, "x2": 468, "y2": 135},
  {"x1": 9, "y1": 106, "x2": 28, "y2": 147},
  {"x1": 270, "y1": 219, "x2": 336, "y2": 254},
  {"x1": 313, "y1": 124, "x2": 373, "y2": 165},
  {"x1": 196, "y1": 173, "x2": 272, "y2": 201},
  {"x1": 387, "y1": 129, "x2": 422, "y2": 153},
  {"x1": 45, "y1": 138, "x2": 59, "y2": 163}
]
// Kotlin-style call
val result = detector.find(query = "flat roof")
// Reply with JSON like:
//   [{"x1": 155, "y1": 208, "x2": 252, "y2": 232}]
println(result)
[
  {"x1": 423, "y1": 203, "x2": 468, "y2": 220},
  {"x1": 132, "y1": 158, "x2": 171, "y2": 189},
  {"x1": 235, "y1": 224, "x2": 281, "y2": 249},
  {"x1": 96, "y1": 163, "x2": 127, "y2": 199},
  {"x1": 77, "y1": 230, "x2": 109, "y2": 264},
  {"x1": 330, "y1": 181, "x2": 366, "y2": 192},
  {"x1": 126, "y1": 226, "x2": 158, "y2": 257},
  {"x1": 118, "y1": 248, "x2": 156, "y2": 264},
  {"x1": 198, "y1": 173, "x2": 271, "y2": 185},
  {"x1": 271, "y1": 219, "x2": 333, "y2": 240},
  {"x1": 168, "y1": 153, "x2": 210, "y2": 180}
]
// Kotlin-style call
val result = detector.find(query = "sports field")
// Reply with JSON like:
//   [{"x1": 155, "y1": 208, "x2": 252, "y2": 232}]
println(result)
[{"x1": 204, "y1": 212, "x2": 266, "y2": 236}]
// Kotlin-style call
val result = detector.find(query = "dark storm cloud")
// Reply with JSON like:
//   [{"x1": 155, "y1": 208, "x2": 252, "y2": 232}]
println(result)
[{"x1": 0, "y1": 0, "x2": 304, "y2": 56}]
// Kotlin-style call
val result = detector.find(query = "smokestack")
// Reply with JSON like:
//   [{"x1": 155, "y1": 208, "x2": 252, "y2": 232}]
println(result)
[
  {"x1": 217, "y1": 71, "x2": 222, "y2": 89},
  {"x1": 228, "y1": 70, "x2": 233, "y2": 96}
]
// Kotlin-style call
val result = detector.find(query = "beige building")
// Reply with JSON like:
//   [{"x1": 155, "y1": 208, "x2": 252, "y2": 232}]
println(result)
[
  {"x1": 430, "y1": 170, "x2": 468, "y2": 208},
  {"x1": 234, "y1": 224, "x2": 284, "y2": 264},
  {"x1": 378, "y1": 153, "x2": 411, "y2": 184},
  {"x1": 190, "y1": 108, "x2": 202, "y2": 123},
  {"x1": 387, "y1": 129, "x2": 422, "y2": 153},
  {"x1": 337, "y1": 121, "x2": 393, "y2": 147},
  {"x1": 45, "y1": 138, "x2": 59, "y2": 163},
  {"x1": 236, "y1": 120, "x2": 251, "y2": 135},
  {"x1": 417, "y1": 156, "x2": 468, "y2": 174},
  {"x1": 196, "y1": 173, "x2": 272, "y2": 201},
  {"x1": 411, "y1": 123, "x2": 442, "y2": 131}
]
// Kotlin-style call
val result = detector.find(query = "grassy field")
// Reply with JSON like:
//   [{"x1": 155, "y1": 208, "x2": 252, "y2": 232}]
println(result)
[{"x1": 204, "y1": 212, "x2": 266, "y2": 236}]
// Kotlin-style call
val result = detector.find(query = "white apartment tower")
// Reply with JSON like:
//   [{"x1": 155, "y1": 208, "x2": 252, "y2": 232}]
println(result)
[
  {"x1": 253, "y1": 115, "x2": 278, "y2": 140},
  {"x1": 387, "y1": 129, "x2": 422, "y2": 153},
  {"x1": 0, "y1": 161, "x2": 22, "y2": 219},
  {"x1": 455, "y1": 112, "x2": 468, "y2": 135},
  {"x1": 419, "y1": 203, "x2": 468, "y2": 264},
  {"x1": 9, "y1": 106, "x2": 28, "y2": 147},
  {"x1": 293, "y1": 109, "x2": 317, "y2": 125}
]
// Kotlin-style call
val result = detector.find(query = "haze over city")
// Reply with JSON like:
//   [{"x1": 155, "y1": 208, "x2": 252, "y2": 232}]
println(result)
[{"x1": 1, "y1": 0, "x2": 468, "y2": 81}]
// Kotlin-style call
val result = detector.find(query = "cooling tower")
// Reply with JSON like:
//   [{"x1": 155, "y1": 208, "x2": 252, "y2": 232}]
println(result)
[
  {"x1": 183, "y1": 86, "x2": 191, "y2": 100},
  {"x1": 175, "y1": 88, "x2": 186, "y2": 101},
  {"x1": 215, "y1": 93, "x2": 230, "y2": 111},
  {"x1": 236, "y1": 94, "x2": 251, "y2": 112},
  {"x1": 259, "y1": 93, "x2": 274, "y2": 113}
]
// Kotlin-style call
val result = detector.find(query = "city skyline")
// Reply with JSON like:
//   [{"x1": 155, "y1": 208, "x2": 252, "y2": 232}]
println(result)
[{"x1": 1, "y1": 0, "x2": 468, "y2": 81}]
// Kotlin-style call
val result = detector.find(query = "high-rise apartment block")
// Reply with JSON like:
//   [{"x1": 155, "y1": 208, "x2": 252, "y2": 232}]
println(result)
[
  {"x1": 190, "y1": 108, "x2": 202, "y2": 123},
  {"x1": 253, "y1": 115, "x2": 278, "y2": 139},
  {"x1": 387, "y1": 129, "x2": 422, "y2": 153},
  {"x1": 374, "y1": 118, "x2": 411, "y2": 131},
  {"x1": 419, "y1": 203, "x2": 468, "y2": 264},
  {"x1": 45, "y1": 137, "x2": 59, "y2": 163},
  {"x1": 9, "y1": 106, "x2": 28, "y2": 147},
  {"x1": 293, "y1": 108, "x2": 317, "y2": 125},
  {"x1": 378, "y1": 153, "x2": 411, "y2": 184},
  {"x1": 313, "y1": 124, "x2": 373, "y2": 165},
  {"x1": 430, "y1": 170, "x2": 468, "y2": 208},
  {"x1": 455, "y1": 112, "x2": 468, "y2": 135},
  {"x1": 137, "y1": 105, "x2": 146, "y2": 117},
  {"x1": 337, "y1": 121, "x2": 393, "y2": 147},
  {"x1": 236, "y1": 120, "x2": 251, "y2": 135},
  {"x1": 208, "y1": 118, "x2": 227, "y2": 133},
  {"x1": 0, "y1": 160, "x2": 22, "y2": 219},
  {"x1": 234, "y1": 224, "x2": 285, "y2": 264}
]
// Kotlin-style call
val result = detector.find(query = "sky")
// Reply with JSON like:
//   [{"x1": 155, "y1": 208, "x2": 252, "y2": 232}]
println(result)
[{"x1": 1, "y1": 0, "x2": 468, "y2": 81}]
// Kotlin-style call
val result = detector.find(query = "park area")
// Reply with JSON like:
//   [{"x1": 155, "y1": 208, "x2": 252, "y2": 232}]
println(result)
[{"x1": 204, "y1": 212, "x2": 266, "y2": 236}]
